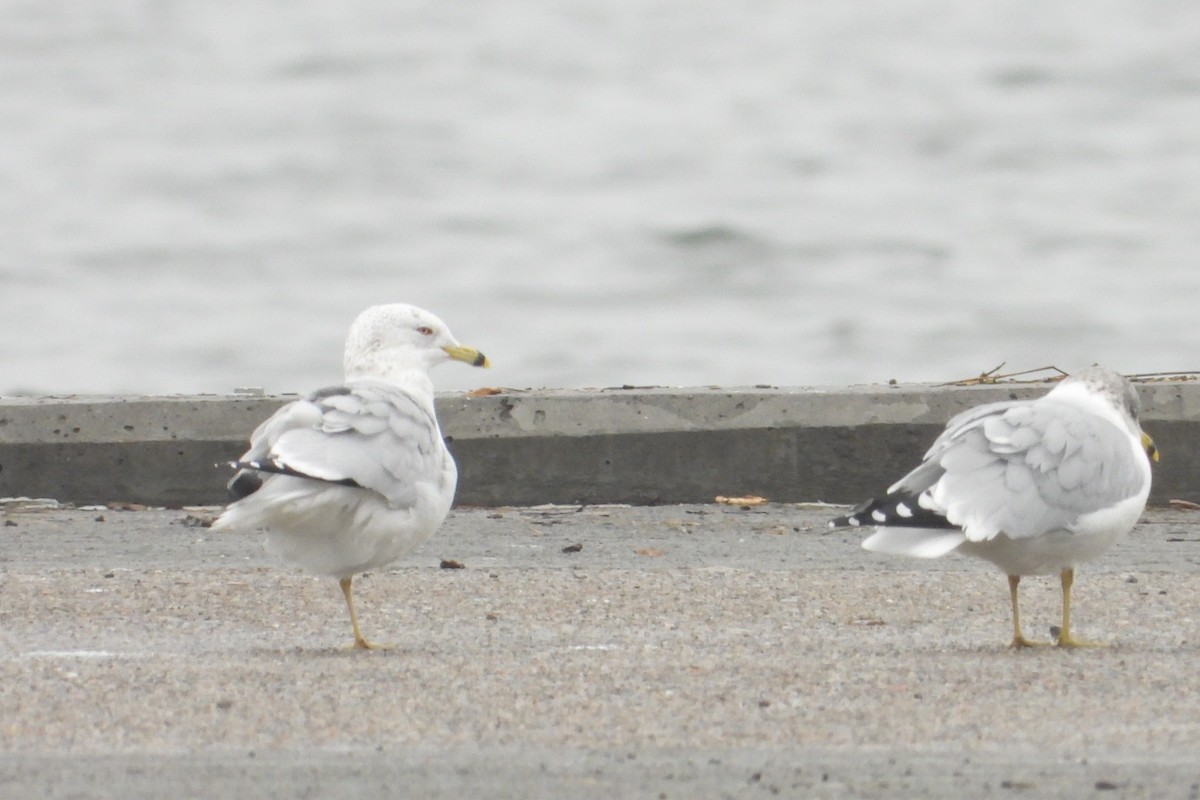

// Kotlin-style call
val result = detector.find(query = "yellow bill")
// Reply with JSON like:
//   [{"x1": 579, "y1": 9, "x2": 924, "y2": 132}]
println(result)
[
  {"x1": 444, "y1": 345, "x2": 490, "y2": 368},
  {"x1": 1142, "y1": 432, "x2": 1159, "y2": 462}
]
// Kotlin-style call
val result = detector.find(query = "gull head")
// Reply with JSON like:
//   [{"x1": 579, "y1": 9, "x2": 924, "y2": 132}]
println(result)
[
  {"x1": 343, "y1": 303, "x2": 490, "y2": 381},
  {"x1": 1056, "y1": 365, "x2": 1157, "y2": 462}
]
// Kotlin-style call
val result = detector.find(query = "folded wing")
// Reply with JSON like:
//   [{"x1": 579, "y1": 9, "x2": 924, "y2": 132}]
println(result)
[
  {"x1": 228, "y1": 380, "x2": 446, "y2": 510},
  {"x1": 931, "y1": 398, "x2": 1145, "y2": 541},
  {"x1": 835, "y1": 395, "x2": 1146, "y2": 556}
]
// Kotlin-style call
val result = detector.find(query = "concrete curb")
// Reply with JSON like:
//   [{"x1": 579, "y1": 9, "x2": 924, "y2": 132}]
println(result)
[{"x1": 1, "y1": 382, "x2": 1197, "y2": 506}]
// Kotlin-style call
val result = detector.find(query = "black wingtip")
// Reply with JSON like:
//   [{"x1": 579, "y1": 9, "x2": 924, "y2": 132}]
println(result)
[
  {"x1": 829, "y1": 494, "x2": 955, "y2": 530},
  {"x1": 228, "y1": 458, "x2": 363, "y2": 491},
  {"x1": 227, "y1": 470, "x2": 263, "y2": 501}
]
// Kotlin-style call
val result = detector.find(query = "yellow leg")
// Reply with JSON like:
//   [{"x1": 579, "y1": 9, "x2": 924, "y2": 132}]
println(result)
[
  {"x1": 1008, "y1": 574, "x2": 1047, "y2": 648},
  {"x1": 339, "y1": 576, "x2": 385, "y2": 650},
  {"x1": 1055, "y1": 568, "x2": 1103, "y2": 648}
]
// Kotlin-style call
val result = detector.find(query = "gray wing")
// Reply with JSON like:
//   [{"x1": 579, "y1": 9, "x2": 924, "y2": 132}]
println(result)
[
  {"x1": 886, "y1": 400, "x2": 1028, "y2": 498},
  {"x1": 896, "y1": 398, "x2": 1146, "y2": 541},
  {"x1": 235, "y1": 380, "x2": 447, "y2": 509}
]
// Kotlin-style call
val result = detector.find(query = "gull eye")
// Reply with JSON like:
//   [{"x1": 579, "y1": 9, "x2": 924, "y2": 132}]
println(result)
[{"x1": 416, "y1": 326, "x2": 434, "y2": 336}]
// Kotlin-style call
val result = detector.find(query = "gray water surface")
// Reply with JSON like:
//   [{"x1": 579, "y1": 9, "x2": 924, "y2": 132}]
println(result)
[{"x1": 3, "y1": 1, "x2": 1198, "y2": 395}]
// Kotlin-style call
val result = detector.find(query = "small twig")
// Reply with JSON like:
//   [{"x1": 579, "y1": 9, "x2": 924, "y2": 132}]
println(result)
[
  {"x1": 1127, "y1": 372, "x2": 1200, "y2": 383},
  {"x1": 938, "y1": 364, "x2": 1068, "y2": 387},
  {"x1": 928, "y1": 366, "x2": 1200, "y2": 388},
  {"x1": 936, "y1": 362, "x2": 1005, "y2": 387}
]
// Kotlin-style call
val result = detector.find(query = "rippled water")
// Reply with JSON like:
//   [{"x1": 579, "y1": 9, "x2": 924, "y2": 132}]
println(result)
[{"x1": 2, "y1": 1, "x2": 1198, "y2": 395}]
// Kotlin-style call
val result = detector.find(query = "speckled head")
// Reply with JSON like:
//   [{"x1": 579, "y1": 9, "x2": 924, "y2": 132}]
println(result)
[{"x1": 1063, "y1": 365, "x2": 1141, "y2": 422}]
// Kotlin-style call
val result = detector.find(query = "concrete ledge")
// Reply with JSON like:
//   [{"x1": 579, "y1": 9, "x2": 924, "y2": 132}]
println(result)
[{"x1": 1, "y1": 382, "x2": 1198, "y2": 506}]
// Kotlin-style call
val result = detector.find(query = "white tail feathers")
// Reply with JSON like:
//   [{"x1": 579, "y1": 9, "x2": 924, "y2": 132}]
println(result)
[{"x1": 861, "y1": 527, "x2": 966, "y2": 559}]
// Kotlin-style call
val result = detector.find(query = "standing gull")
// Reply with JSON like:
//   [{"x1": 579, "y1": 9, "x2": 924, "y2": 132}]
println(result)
[
  {"x1": 212, "y1": 303, "x2": 489, "y2": 649},
  {"x1": 830, "y1": 366, "x2": 1157, "y2": 648}
]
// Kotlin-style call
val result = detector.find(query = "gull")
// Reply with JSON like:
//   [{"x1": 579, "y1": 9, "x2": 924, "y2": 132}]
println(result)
[
  {"x1": 212, "y1": 303, "x2": 489, "y2": 649},
  {"x1": 830, "y1": 366, "x2": 1157, "y2": 648}
]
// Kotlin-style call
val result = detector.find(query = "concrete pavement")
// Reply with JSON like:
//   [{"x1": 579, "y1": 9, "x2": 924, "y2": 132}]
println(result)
[{"x1": 3, "y1": 502, "x2": 1200, "y2": 798}]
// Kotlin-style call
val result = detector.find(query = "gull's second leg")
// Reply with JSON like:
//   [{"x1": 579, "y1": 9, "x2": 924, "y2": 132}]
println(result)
[
  {"x1": 1055, "y1": 568, "x2": 1104, "y2": 648},
  {"x1": 1009, "y1": 575, "x2": 1048, "y2": 648}
]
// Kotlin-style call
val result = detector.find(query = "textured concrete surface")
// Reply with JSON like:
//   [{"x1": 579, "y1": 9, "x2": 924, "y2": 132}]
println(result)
[
  {"x1": 2, "y1": 502, "x2": 1200, "y2": 798},
  {"x1": 2, "y1": 380, "x2": 1199, "y2": 507}
]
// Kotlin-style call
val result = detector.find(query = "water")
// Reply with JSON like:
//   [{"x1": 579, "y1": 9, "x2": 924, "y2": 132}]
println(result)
[{"x1": 2, "y1": 1, "x2": 1198, "y2": 395}]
